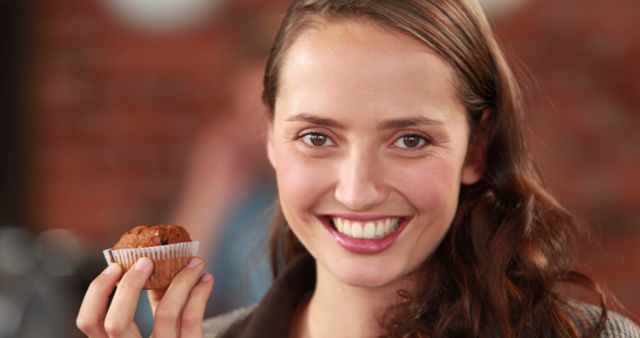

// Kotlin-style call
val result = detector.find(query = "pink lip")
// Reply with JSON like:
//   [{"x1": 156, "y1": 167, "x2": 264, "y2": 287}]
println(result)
[{"x1": 319, "y1": 215, "x2": 411, "y2": 255}]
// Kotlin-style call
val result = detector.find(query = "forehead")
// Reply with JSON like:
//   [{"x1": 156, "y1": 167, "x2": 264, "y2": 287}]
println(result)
[{"x1": 276, "y1": 19, "x2": 463, "y2": 122}]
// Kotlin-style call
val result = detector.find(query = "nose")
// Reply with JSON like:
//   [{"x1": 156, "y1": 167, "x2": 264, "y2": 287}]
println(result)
[{"x1": 334, "y1": 150, "x2": 387, "y2": 211}]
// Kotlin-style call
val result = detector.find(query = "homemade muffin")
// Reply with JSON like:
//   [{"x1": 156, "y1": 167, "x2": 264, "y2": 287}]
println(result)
[
  {"x1": 105, "y1": 224, "x2": 199, "y2": 289},
  {"x1": 112, "y1": 224, "x2": 191, "y2": 249}
]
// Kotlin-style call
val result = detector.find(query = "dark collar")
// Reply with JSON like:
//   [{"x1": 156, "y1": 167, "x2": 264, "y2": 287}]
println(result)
[{"x1": 221, "y1": 253, "x2": 316, "y2": 338}]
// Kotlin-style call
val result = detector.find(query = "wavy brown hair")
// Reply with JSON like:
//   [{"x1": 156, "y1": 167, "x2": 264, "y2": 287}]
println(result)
[{"x1": 262, "y1": 0, "x2": 608, "y2": 337}]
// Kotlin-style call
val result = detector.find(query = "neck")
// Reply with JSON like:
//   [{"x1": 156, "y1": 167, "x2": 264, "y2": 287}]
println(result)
[{"x1": 291, "y1": 261, "x2": 419, "y2": 338}]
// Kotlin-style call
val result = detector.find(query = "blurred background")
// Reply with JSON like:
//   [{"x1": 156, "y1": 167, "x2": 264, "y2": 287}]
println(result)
[{"x1": 0, "y1": 0, "x2": 638, "y2": 337}]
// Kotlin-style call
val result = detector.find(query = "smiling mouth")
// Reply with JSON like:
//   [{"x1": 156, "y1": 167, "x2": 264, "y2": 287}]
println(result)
[{"x1": 329, "y1": 217, "x2": 402, "y2": 239}]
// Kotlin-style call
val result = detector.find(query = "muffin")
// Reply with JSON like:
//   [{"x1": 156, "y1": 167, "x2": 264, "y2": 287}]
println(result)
[{"x1": 103, "y1": 224, "x2": 199, "y2": 289}]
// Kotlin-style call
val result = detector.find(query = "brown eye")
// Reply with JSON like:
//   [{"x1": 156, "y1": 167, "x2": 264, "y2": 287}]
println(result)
[
  {"x1": 301, "y1": 133, "x2": 334, "y2": 147},
  {"x1": 393, "y1": 135, "x2": 428, "y2": 149}
]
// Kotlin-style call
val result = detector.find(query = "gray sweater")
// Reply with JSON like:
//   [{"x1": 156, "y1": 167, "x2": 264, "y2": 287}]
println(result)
[
  {"x1": 202, "y1": 302, "x2": 640, "y2": 338},
  {"x1": 202, "y1": 256, "x2": 640, "y2": 337}
]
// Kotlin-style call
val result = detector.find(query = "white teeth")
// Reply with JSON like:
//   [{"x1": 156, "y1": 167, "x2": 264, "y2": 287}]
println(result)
[
  {"x1": 336, "y1": 218, "x2": 344, "y2": 232},
  {"x1": 332, "y1": 217, "x2": 400, "y2": 239},
  {"x1": 351, "y1": 222, "x2": 363, "y2": 238},
  {"x1": 363, "y1": 222, "x2": 376, "y2": 239},
  {"x1": 375, "y1": 223, "x2": 385, "y2": 238}
]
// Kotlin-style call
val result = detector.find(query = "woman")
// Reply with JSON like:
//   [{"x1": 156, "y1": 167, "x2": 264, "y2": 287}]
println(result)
[{"x1": 77, "y1": 0, "x2": 640, "y2": 337}]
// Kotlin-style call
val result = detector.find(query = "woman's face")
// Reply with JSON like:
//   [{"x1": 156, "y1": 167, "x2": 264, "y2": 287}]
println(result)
[{"x1": 267, "y1": 20, "x2": 483, "y2": 288}]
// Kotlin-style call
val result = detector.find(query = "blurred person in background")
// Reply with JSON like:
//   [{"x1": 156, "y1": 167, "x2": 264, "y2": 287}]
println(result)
[
  {"x1": 130, "y1": 61, "x2": 276, "y2": 335},
  {"x1": 165, "y1": 61, "x2": 275, "y2": 316}
]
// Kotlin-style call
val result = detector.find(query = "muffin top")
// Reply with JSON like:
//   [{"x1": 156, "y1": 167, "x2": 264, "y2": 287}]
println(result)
[{"x1": 112, "y1": 224, "x2": 191, "y2": 249}]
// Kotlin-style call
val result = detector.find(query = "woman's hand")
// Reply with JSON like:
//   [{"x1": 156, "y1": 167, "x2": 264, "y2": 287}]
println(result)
[{"x1": 76, "y1": 257, "x2": 214, "y2": 338}]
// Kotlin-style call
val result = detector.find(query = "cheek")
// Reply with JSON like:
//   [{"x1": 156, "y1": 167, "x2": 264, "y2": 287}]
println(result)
[
  {"x1": 390, "y1": 157, "x2": 461, "y2": 215},
  {"x1": 273, "y1": 146, "x2": 333, "y2": 214}
]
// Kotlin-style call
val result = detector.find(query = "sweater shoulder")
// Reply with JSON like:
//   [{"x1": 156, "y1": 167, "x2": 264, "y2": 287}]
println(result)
[
  {"x1": 202, "y1": 305, "x2": 257, "y2": 338},
  {"x1": 565, "y1": 300, "x2": 640, "y2": 338}
]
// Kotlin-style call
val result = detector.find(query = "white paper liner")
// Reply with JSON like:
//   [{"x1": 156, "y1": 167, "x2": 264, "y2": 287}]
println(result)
[
  {"x1": 102, "y1": 241, "x2": 199, "y2": 289},
  {"x1": 103, "y1": 241, "x2": 199, "y2": 265}
]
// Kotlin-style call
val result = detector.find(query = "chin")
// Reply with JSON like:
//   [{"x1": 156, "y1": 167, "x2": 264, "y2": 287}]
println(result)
[{"x1": 332, "y1": 262, "x2": 401, "y2": 289}]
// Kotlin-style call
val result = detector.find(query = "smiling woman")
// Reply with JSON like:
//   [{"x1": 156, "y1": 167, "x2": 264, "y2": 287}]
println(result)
[{"x1": 76, "y1": 0, "x2": 640, "y2": 337}]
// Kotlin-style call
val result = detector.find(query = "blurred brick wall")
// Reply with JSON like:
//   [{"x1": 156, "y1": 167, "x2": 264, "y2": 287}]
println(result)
[
  {"x1": 25, "y1": 0, "x2": 284, "y2": 243},
  {"x1": 24, "y1": 0, "x2": 638, "y2": 318},
  {"x1": 495, "y1": 0, "x2": 640, "y2": 228}
]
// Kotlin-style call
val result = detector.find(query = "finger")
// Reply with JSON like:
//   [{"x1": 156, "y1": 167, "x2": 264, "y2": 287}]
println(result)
[
  {"x1": 147, "y1": 288, "x2": 166, "y2": 315},
  {"x1": 76, "y1": 264, "x2": 123, "y2": 338},
  {"x1": 180, "y1": 273, "x2": 214, "y2": 338},
  {"x1": 152, "y1": 257, "x2": 206, "y2": 338},
  {"x1": 104, "y1": 257, "x2": 152, "y2": 338}
]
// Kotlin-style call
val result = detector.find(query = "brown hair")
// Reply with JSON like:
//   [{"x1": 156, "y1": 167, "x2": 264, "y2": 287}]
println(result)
[{"x1": 262, "y1": 0, "x2": 608, "y2": 337}]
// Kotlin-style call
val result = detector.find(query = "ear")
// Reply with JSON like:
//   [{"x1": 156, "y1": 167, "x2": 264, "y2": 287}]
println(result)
[
  {"x1": 266, "y1": 121, "x2": 277, "y2": 170},
  {"x1": 461, "y1": 109, "x2": 491, "y2": 185}
]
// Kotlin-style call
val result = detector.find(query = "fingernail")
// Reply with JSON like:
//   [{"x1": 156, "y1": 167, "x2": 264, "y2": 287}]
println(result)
[
  {"x1": 187, "y1": 257, "x2": 202, "y2": 269},
  {"x1": 200, "y1": 273, "x2": 212, "y2": 282},
  {"x1": 134, "y1": 257, "x2": 151, "y2": 271},
  {"x1": 103, "y1": 264, "x2": 118, "y2": 275}
]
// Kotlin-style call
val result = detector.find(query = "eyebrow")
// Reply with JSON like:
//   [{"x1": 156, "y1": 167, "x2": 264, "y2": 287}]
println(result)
[
  {"x1": 285, "y1": 113, "x2": 444, "y2": 129},
  {"x1": 285, "y1": 113, "x2": 346, "y2": 128},
  {"x1": 378, "y1": 116, "x2": 444, "y2": 130}
]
